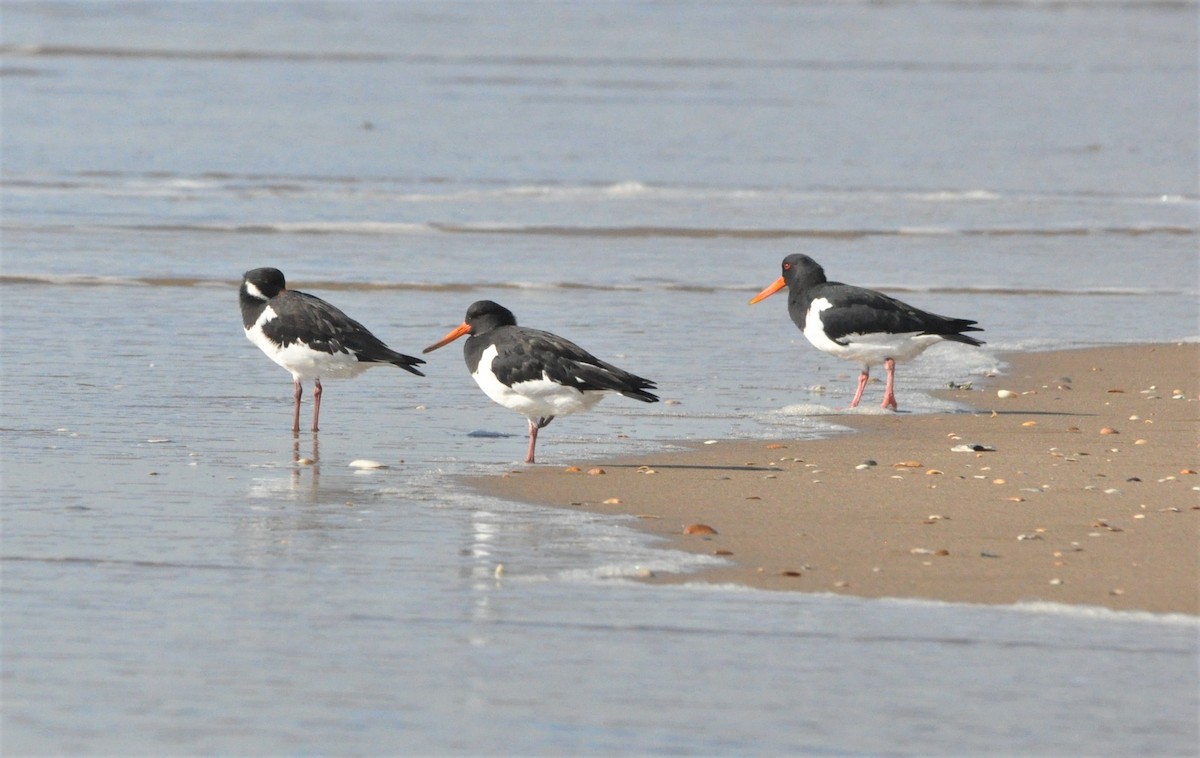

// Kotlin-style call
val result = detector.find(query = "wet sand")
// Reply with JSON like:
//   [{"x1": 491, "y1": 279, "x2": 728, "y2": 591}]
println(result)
[{"x1": 474, "y1": 344, "x2": 1199, "y2": 614}]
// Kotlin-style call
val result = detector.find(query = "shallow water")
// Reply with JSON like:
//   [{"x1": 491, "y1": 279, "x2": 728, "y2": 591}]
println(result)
[{"x1": 3, "y1": 2, "x2": 1198, "y2": 755}]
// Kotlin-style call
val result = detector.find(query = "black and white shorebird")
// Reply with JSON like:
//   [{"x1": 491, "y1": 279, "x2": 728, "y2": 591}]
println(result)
[
  {"x1": 422, "y1": 300, "x2": 659, "y2": 463},
  {"x1": 749, "y1": 254, "x2": 984, "y2": 411},
  {"x1": 239, "y1": 267, "x2": 425, "y2": 433}
]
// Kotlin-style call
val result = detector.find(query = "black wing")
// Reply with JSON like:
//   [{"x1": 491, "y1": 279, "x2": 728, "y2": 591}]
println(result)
[
  {"x1": 813, "y1": 284, "x2": 984, "y2": 346},
  {"x1": 265, "y1": 291, "x2": 426, "y2": 375},
  {"x1": 487, "y1": 327, "x2": 659, "y2": 402}
]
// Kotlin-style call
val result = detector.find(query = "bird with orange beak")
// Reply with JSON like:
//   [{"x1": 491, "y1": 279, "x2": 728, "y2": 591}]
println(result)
[
  {"x1": 749, "y1": 254, "x2": 984, "y2": 410},
  {"x1": 424, "y1": 300, "x2": 658, "y2": 463}
]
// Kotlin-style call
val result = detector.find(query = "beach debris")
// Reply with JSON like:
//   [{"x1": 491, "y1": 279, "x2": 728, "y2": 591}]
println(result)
[
  {"x1": 980, "y1": 551, "x2": 1002, "y2": 558},
  {"x1": 146, "y1": 438, "x2": 171, "y2": 444},
  {"x1": 296, "y1": 457, "x2": 314, "y2": 466},
  {"x1": 925, "y1": 469, "x2": 943, "y2": 476},
  {"x1": 992, "y1": 478, "x2": 1006, "y2": 485},
  {"x1": 1182, "y1": 469, "x2": 1197, "y2": 476},
  {"x1": 834, "y1": 581, "x2": 850, "y2": 588},
  {"x1": 779, "y1": 570, "x2": 802, "y2": 577},
  {"x1": 703, "y1": 440, "x2": 718, "y2": 445},
  {"x1": 664, "y1": 399, "x2": 681, "y2": 405},
  {"x1": 636, "y1": 466, "x2": 658, "y2": 475},
  {"x1": 1022, "y1": 421, "x2": 1037, "y2": 427},
  {"x1": 910, "y1": 548, "x2": 949, "y2": 556},
  {"x1": 996, "y1": 389, "x2": 1017, "y2": 399},
  {"x1": 1049, "y1": 578, "x2": 1063, "y2": 586},
  {"x1": 893, "y1": 460, "x2": 923, "y2": 468},
  {"x1": 1134, "y1": 439, "x2": 1148, "y2": 445},
  {"x1": 1099, "y1": 426, "x2": 1118, "y2": 435},
  {"x1": 766, "y1": 443, "x2": 787, "y2": 449},
  {"x1": 564, "y1": 466, "x2": 582, "y2": 473},
  {"x1": 1004, "y1": 496, "x2": 1025, "y2": 502},
  {"x1": 714, "y1": 549, "x2": 734, "y2": 556},
  {"x1": 683, "y1": 523, "x2": 718, "y2": 536},
  {"x1": 947, "y1": 380, "x2": 973, "y2": 390},
  {"x1": 1016, "y1": 533, "x2": 1043, "y2": 541},
  {"x1": 951, "y1": 443, "x2": 995, "y2": 453},
  {"x1": 602, "y1": 498, "x2": 622, "y2": 505},
  {"x1": 494, "y1": 564, "x2": 504, "y2": 578},
  {"x1": 587, "y1": 467, "x2": 606, "y2": 476},
  {"x1": 349, "y1": 459, "x2": 387, "y2": 469},
  {"x1": 635, "y1": 567, "x2": 655, "y2": 578}
]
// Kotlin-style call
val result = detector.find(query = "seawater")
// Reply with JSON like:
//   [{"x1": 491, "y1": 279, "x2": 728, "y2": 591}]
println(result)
[{"x1": 2, "y1": 2, "x2": 1197, "y2": 755}]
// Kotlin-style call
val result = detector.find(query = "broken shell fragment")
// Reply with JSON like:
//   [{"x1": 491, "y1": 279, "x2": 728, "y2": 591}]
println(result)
[{"x1": 683, "y1": 523, "x2": 718, "y2": 536}]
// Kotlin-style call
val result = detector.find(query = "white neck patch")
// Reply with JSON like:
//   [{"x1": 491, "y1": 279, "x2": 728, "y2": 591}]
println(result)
[{"x1": 243, "y1": 281, "x2": 270, "y2": 301}]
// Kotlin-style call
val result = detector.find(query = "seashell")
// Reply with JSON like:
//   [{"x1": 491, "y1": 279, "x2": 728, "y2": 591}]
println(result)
[
  {"x1": 893, "y1": 460, "x2": 923, "y2": 468},
  {"x1": 587, "y1": 467, "x2": 606, "y2": 476},
  {"x1": 602, "y1": 498, "x2": 622, "y2": 505},
  {"x1": 925, "y1": 469, "x2": 944, "y2": 476},
  {"x1": 349, "y1": 459, "x2": 387, "y2": 469},
  {"x1": 564, "y1": 466, "x2": 582, "y2": 473},
  {"x1": 1099, "y1": 427, "x2": 1118, "y2": 435},
  {"x1": 1022, "y1": 421, "x2": 1037, "y2": 427},
  {"x1": 997, "y1": 390, "x2": 1016, "y2": 399},
  {"x1": 683, "y1": 523, "x2": 718, "y2": 536}
]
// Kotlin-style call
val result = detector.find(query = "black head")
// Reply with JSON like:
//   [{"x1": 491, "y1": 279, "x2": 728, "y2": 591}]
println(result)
[
  {"x1": 779, "y1": 254, "x2": 826, "y2": 289},
  {"x1": 463, "y1": 300, "x2": 517, "y2": 333},
  {"x1": 423, "y1": 300, "x2": 517, "y2": 354},
  {"x1": 749, "y1": 254, "x2": 828, "y2": 305},
  {"x1": 241, "y1": 267, "x2": 287, "y2": 301}
]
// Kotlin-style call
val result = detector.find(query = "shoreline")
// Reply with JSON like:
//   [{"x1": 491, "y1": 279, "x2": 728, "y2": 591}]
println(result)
[{"x1": 472, "y1": 343, "x2": 1199, "y2": 615}]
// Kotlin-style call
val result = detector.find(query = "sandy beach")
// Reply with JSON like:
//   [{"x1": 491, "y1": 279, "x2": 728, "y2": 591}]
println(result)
[{"x1": 475, "y1": 343, "x2": 1199, "y2": 614}]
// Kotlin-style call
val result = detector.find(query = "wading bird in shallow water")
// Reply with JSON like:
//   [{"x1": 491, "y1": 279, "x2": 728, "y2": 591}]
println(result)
[
  {"x1": 749, "y1": 254, "x2": 984, "y2": 411},
  {"x1": 239, "y1": 267, "x2": 424, "y2": 433},
  {"x1": 423, "y1": 300, "x2": 659, "y2": 463}
]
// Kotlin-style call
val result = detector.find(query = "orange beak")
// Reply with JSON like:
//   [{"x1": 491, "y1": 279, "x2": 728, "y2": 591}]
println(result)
[
  {"x1": 423, "y1": 322, "x2": 471, "y2": 353},
  {"x1": 748, "y1": 276, "x2": 787, "y2": 305}
]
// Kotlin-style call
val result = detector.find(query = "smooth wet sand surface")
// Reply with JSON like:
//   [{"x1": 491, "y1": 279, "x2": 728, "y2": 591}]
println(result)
[{"x1": 476, "y1": 344, "x2": 1200, "y2": 614}]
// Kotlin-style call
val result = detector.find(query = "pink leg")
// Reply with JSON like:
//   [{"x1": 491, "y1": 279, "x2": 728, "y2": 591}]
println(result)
[
  {"x1": 292, "y1": 379, "x2": 303, "y2": 433},
  {"x1": 849, "y1": 368, "x2": 869, "y2": 408},
  {"x1": 881, "y1": 358, "x2": 898, "y2": 411},
  {"x1": 312, "y1": 379, "x2": 323, "y2": 433},
  {"x1": 525, "y1": 419, "x2": 539, "y2": 464}
]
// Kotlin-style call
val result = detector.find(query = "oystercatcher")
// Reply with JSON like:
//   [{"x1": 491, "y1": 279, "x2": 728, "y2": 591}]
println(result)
[
  {"x1": 423, "y1": 300, "x2": 659, "y2": 463},
  {"x1": 239, "y1": 267, "x2": 425, "y2": 432},
  {"x1": 749, "y1": 254, "x2": 983, "y2": 410}
]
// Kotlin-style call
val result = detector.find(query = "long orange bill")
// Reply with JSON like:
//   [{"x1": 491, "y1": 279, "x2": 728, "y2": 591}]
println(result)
[
  {"x1": 748, "y1": 276, "x2": 787, "y2": 305},
  {"x1": 423, "y1": 322, "x2": 471, "y2": 353}
]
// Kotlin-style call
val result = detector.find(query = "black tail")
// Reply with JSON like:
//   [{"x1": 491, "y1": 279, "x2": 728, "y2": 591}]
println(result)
[
  {"x1": 935, "y1": 319, "x2": 985, "y2": 347},
  {"x1": 386, "y1": 351, "x2": 426, "y2": 376},
  {"x1": 618, "y1": 377, "x2": 660, "y2": 403}
]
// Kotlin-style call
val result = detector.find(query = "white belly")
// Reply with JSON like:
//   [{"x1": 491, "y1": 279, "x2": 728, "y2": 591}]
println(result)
[
  {"x1": 471, "y1": 345, "x2": 607, "y2": 420},
  {"x1": 245, "y1": 306, "x2": 370, "y2": 381},
  {"x1": 803, "y1": 298, "x2": 944, "y2": 368}
]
